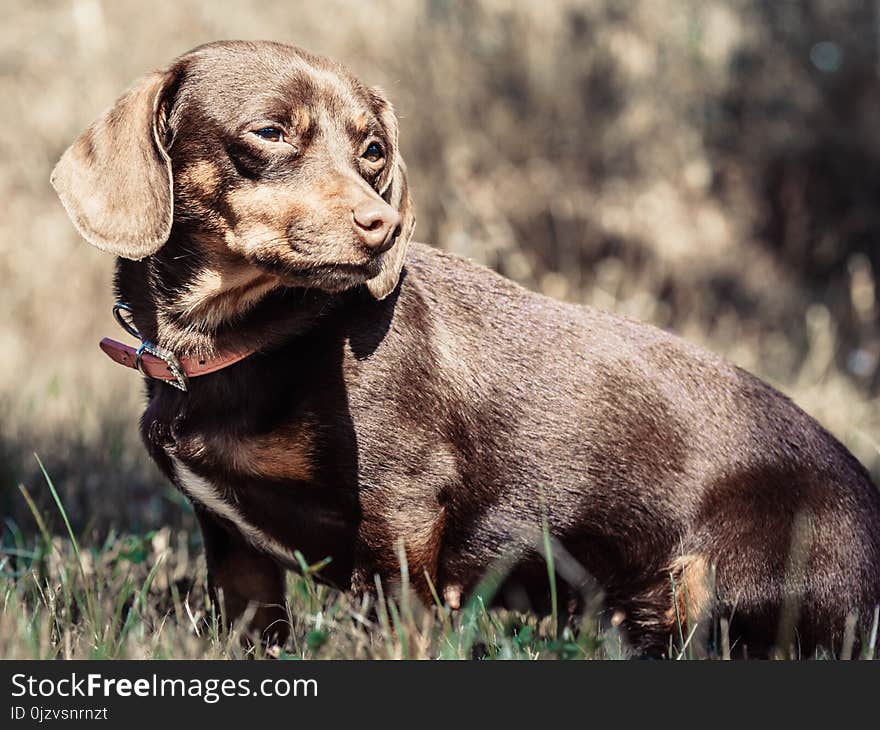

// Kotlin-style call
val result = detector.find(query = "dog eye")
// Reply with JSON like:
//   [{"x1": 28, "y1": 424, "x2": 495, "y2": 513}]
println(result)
[
  {"x1": 252, "y1": 127, "x2": 285, "y2": 143},
  {"x1": 362, "y1": 142, "x2": 384, "y2": 163}
]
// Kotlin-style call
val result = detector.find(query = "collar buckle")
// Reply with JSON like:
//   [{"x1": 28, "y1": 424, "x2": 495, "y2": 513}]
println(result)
[{"x1": 112, "y1": 302, "x2": 189, "y2": 391}]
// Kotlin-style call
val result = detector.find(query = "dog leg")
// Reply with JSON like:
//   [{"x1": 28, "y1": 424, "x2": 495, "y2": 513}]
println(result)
[
  {"x1": 350, "y1": 506, "x2": 446, "y2": 607},
  {"x1": 196, "y1": 508, "x2": 289, "y2": 650}
]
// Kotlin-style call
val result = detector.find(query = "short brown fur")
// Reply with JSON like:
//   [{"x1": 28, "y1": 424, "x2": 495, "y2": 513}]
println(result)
[{"x1": 52, "y1": 41, "x2": 880, "y2": 656}]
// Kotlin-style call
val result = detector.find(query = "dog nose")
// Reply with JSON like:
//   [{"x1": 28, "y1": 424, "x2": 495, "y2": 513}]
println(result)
[{"x1": 352, "y1": 200, "x2": 401, "y2": 252}]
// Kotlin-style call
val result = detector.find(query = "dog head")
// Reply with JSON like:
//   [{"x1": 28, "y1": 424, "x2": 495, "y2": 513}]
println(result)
[{"x1": 51, "y1": 41, "x2": 415, "y2": 301}]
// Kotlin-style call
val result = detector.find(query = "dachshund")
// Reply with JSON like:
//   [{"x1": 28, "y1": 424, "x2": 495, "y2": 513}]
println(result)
[{"x1": 52, "y1": 41, "x2": 880, "y2": 657}]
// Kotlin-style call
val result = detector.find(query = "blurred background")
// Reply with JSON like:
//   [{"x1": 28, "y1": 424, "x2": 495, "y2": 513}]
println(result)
[{"x1": 2, "y1": 0, "x2": 880, "y2": 540}]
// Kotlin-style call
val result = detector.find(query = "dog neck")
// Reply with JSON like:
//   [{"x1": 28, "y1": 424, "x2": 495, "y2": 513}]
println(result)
[{"x1": 113, "y1": 233, "x2": 346, "y2": 361}]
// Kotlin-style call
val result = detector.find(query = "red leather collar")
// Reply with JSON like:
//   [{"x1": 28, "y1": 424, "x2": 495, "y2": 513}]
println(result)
[
  {"x1": 100, "y1": 302, "x2": 253, "y2": 391},
  {"x1": 99, "y1": 337, "x2": 253, "y2": 385}
]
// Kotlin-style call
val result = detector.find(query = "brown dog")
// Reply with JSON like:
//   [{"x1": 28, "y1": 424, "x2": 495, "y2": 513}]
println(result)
[{"x1": 52, "y1": 41, "x2": 880, "y2": 657}]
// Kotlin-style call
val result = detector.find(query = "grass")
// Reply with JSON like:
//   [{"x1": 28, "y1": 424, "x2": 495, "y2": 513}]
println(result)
[
  {"x1": 1, "y1": 462, "x2": 629, "y2": 660},
  {"x1": 4, "y1": 1, "x2": 880, "y2": 539},
  {"x1": 3, "y1": 460, "x2": 878, "y2": 660},
  {"x1": 0, "y1": 543, "x2": 616, "y2": 661}
]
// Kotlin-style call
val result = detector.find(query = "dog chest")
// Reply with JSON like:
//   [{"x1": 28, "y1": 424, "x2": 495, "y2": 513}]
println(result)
[
  {"x1": 164, "y1": 435, "x2": 360, "y2": 582},
  {"x1": 169, "y1": 455, "x2": 301, "y2": 566}
]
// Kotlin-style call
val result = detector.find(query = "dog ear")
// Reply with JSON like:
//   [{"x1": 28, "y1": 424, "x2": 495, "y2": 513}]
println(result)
[
  {"x1": 51, "y1": 70, "x2": 177, "y2": 260},
  {"x1": 366, "y1": 89, "x2": 415, "y2": 300}
]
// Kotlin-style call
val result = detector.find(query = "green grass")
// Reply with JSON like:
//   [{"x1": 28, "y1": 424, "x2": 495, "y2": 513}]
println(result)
[
  {"x1": 0, "y1": 527, "x2": 622, "y2": 660},
  {"x1": 0, "y1": 462, "x2": 632, "y2": 660},
  {"x1": 2, "y1": 461, "x2": 877, "y2": 660}
]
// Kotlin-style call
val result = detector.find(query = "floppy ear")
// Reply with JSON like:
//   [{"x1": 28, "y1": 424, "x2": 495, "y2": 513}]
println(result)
[
  {"x1": 50, "y1": 70, "x2": 176, "y2": 260},
  {"x1": 366, "y1": 90, "x2": 416, "y2": 300}
]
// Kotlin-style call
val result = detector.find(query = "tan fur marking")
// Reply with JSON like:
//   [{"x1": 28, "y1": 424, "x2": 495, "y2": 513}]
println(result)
[
  {"x1": 667, "y1": 554, "x2": 714, "y2": 632},
  {"x1": 443, "y1": 584, "x2": 462, "y2": 610},
  {"x1": 404, "y1": 505, "x2": 445, "y2": 584},
  {"x1": 225, "y1": 186, "x2": 295, "y2": 224},
  {"x1": 294, "y1": 108, "x2": 311, "y2": 135},
  {"x1": 231, "y1": 427, "x2": 314, "y2": 482},
  {"x1": 223, "y1": 180, "x2": 360, "y2": 268},
  {"x1": 179, "y1": 426, "x2": 313, "y2": 482},
  {"x1": 222, "y1": 189, "x2": 312, "y2": 257},
  {"x1": 351, "y1": 113, "x2": 369, "y2": 135},
  {"x1": 175, "y1": 264, "x2": 280, "y2": 330},
  {"x1": 222, "y1": 223, "x2": 279, "y2": 257},
  {"x1": 178, "y1": 159, "x2": 220, "y2": 198},
  {"x1": 399, "y1": 505, "x2": 446, "y2": 606}
]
